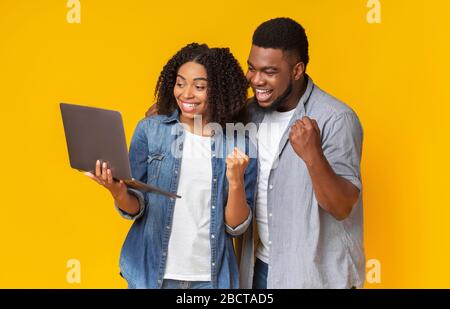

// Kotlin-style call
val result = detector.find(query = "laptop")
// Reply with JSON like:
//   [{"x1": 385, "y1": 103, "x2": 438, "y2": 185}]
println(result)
[{"x1": 60, "y1": 103, "x2": 180, "y2": 199}]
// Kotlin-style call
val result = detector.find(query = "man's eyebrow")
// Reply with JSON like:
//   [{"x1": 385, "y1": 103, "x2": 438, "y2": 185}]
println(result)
[
  {"x1": 246, "y1": 61, "x2": 278, "y2": 70},
  {"x1": 262, "y1": 66, "x2": 278, "y2": 71}
]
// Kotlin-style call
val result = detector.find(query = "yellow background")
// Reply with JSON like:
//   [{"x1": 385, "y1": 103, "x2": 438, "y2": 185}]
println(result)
[{"x1": 1, "y1": 0, "x2": 449, "y2": 288}]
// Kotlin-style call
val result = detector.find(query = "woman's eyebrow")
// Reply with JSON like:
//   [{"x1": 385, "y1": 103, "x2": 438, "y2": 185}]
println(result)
[{"x1": 176, "y1": 74, "x2": 207, "y2": 82}]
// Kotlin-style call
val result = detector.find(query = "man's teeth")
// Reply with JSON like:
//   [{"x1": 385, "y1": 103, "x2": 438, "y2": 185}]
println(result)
[
  {"x1": 183, "y1": 103, "x2": 196, "y2": 108},
  {"x1": 255, "y1": 89, "x2": 272, "y2": 94}
]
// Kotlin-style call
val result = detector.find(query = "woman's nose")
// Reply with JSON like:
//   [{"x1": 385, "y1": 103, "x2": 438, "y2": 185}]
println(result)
[{"x1": 182, "y1": 86, "x2": 195, "y2": 99}]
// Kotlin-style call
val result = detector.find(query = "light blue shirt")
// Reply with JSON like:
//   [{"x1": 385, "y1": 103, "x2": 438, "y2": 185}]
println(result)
[{"x1": 240, "y1": 76, "x2": 365, "y2": 288}]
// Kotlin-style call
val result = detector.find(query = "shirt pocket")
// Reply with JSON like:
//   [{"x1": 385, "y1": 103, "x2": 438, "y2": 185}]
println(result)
[{"x1": 147, "y1": 153, "x2": 165, "y2": 182}]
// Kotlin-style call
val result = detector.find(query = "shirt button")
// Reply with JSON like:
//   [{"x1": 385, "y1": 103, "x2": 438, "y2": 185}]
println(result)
[
  {"x1": 158, "y1": 279, "x2": 162, "y2": 284},
  {"x1": 212, "y1": 262, "x2": 215, "y2": 267},
  {"x1": 212, "y1": 153, "x2": 216, "y2": 157},
  {"x1": 162, "y1": 252, "x2": 166, "y2": 256},
  {"x1": 269, "y1": 241, "x2": 272, "y2": 245},
  {"x1": 213, "y1": 178, "x2": 217, "y2": 182},
  {"x1": 269, "y1": 185, "x2": 273, "y2": 190},
  {"x1": 211, "y1": 234, "x2": 215, "y2": 239},
  {"x1": 175, "y1": 170, "x2": 178, "y2": 174},
  {"x1": 166, "y1": 225, "x2": 170, "y2": 229},
  {"x1": 269, "y1": 213, "x2": 272, "y2": 217},
  {"x1": 212, "y1": 205, "x2": 215, "y2": 209}
]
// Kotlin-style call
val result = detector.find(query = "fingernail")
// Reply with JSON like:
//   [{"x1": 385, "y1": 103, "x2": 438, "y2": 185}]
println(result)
[{"x1": 96, "y1": 160, "x2": 100, "y2": 165}]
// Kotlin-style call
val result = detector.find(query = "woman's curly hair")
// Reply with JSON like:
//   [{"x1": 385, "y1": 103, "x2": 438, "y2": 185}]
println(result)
[{"x1": 153, "y1": 43, "x2": 249, "y2": 127}]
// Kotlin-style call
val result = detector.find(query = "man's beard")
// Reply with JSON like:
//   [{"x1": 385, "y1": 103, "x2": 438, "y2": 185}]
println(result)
[{"x1": 258, "y1": 81, "x2": 293, "y2": 111}]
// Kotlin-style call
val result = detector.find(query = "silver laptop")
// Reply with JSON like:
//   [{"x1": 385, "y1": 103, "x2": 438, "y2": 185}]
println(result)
[{"x1": 60, "y1": 103, "x2": 180, "y2": 199}]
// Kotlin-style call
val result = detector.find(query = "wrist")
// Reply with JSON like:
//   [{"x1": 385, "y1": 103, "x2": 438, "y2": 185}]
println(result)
[
  {"x1": 228, "y1": 179, "x2": 245, "y2": 189},
  {"x1": 305, "y1": 150, "x2": 326, "y2": 168},
  {"x1": 113, "y1": 190, "x2": 129, "y2": 202}
]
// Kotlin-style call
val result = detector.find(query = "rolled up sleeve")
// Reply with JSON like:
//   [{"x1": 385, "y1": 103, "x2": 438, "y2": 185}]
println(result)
[
  {"x1": 115, "y1": 119, "x2": 149, "y2": 220},
  {"x1": 322, "y1": 111, "x2": 363, "y2": 191},
  {"x1": 114, "y1": 188, "x2": 146, "y2": 220},
  {"x1": 226, "y1": 148, "x2": 258, "y2": 236},
  {"x1": 225, "y1": 209, "x2": 252, "y2": 236}
]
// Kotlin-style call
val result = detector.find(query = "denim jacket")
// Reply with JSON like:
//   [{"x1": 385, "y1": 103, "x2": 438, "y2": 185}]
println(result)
[{"x1": 116, "y1": 110, "x2": 257, "y2": 288}]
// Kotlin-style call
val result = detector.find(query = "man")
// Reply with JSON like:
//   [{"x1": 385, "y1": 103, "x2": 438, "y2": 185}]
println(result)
[{"x1": 239, "y1": 17, "x2": 365, "y2": 288}]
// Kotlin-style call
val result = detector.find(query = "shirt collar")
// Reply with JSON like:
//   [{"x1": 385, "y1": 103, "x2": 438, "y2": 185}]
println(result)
[
  {"x1": 292, "y1": 74, "x2": 315, "y2": 118},
  {"x1": 161, "y1": 108, "x2": 180, "y2": 123}
]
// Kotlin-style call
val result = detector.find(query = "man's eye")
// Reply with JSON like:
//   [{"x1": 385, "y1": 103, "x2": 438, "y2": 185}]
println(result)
[
  {"x1": 196, "y1": 86, "x2": 206, "y2": 90},
  {"x1": 248, "y1": 67, "x2": 255, "y2": 72}
]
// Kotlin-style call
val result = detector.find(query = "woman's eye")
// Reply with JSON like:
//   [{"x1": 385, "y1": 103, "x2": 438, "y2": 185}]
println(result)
[
  {"x1": 196, "y1": 86, "x2": 206, "y2": 90},
  {"x1": 176, "y1": 83, "x2": 184, "y2": 87}
]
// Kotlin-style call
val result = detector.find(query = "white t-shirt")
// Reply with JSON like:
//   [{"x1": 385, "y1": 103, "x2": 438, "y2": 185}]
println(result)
[
  {"x1": 256, "y1": 109, "x2": 296, "y2": 263},
  {"x1": 164, "y1": 129, "x2": 213, "y2": 281}
]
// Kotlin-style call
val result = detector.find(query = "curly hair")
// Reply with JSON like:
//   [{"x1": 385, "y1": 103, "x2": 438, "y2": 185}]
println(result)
[{"x1": 153, "y1": 43, "x2": 249, "y2": 127}]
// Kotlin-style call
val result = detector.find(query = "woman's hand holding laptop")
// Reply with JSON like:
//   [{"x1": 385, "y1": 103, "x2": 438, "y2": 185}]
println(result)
[{"x1": 84, "y1": 160, "x2": 140, "y2": 216}]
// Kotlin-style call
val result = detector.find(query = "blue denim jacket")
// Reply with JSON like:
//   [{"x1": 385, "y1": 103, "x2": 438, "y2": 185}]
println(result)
[{"x1": 116, "y1": 110, "x2": 257, "y2": 289}]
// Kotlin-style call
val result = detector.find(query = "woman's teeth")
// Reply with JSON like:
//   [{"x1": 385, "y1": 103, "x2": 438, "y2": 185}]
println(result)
[{"x1": 182, "y1": 102, "x2": 198, "y2": 112}]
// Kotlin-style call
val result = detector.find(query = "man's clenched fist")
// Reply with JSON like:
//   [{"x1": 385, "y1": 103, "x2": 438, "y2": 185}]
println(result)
[{"x1": 289, "y1": 116, "x2": 323, "y2": 166}]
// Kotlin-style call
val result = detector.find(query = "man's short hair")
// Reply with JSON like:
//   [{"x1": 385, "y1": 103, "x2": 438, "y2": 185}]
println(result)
[{"x1": 252, "y1": 17, "x2": 309, "y2": 68}]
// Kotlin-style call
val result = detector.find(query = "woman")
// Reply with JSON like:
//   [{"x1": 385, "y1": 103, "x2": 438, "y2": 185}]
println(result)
[{"x1": 85, "y1": 43, "x2": 257, "y2": 289}]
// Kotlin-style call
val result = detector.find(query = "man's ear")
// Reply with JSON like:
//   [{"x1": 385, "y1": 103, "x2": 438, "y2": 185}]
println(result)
[{"x1": 293, "y1": 62, "x2": 305, "y2": 80}]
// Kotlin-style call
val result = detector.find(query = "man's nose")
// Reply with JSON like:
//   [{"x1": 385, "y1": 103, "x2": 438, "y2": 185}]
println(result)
[{"x1": 251, "y1": 72, "x2": 265, "y2": 86}]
